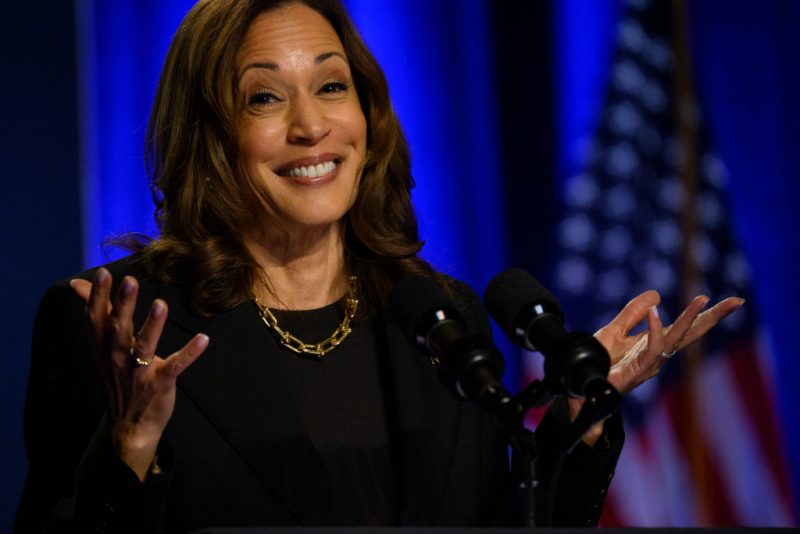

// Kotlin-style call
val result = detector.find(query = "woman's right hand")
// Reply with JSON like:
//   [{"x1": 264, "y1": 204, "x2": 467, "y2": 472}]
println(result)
[{"x1": 71, "y1": 267, "x2": 209, "y2": 482}]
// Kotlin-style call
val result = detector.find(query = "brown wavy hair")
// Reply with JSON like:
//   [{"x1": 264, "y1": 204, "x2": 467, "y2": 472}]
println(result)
[{"x1": 137, "y1": 0, "x2": 437, "y2": 316}]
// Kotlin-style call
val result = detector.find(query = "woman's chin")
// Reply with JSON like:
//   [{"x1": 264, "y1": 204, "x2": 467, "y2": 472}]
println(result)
[{"x1": 274, "y1": 213, "x2": 348, "y2": 235}]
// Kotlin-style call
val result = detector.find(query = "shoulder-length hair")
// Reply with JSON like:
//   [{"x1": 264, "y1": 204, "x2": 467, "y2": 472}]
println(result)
[{"x1": 139, "y1": 0, "x2": 437, "y2": 315}]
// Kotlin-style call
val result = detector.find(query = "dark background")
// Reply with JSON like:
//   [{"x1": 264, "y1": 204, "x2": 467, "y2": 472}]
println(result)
[{"x1": 1, "y1": 1, "x2": 83, "y2": 527}]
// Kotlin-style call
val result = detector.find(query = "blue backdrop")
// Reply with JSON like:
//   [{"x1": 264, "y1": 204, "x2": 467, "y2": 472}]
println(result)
[{"x1": 2, "y1": 0, "x2": 798, "y2": 529}]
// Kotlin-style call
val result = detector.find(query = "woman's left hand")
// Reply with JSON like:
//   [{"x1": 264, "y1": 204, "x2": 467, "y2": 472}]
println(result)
[
  {"x1": 569, "y1": 290, "x2": 744, "y2": 444},
  {"x1": 596, "y1": 291, "x2": 744, "y2": 394}
]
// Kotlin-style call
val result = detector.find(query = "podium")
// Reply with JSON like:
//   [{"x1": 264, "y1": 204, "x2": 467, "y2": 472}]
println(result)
[{"x1": 193, "y1": 528, "x2": 787, "y2": 533}]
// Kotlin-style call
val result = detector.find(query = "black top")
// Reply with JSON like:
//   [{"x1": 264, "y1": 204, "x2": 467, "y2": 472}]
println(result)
[
  {"x1": 15, "y1": 255, "x2": 624, "y2": 533},
  {"x1": 269, "y1": 303, "x2": 397, "y2": 525}
]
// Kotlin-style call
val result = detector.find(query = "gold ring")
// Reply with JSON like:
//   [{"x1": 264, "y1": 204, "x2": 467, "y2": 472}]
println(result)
[{"x1": 130, "y1": 346, "x2": 151, "y2": 367}]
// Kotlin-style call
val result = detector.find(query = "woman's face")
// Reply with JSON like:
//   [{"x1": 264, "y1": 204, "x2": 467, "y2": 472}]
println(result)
[{"x1": 236, "y1": 2, "x2": 367, "y2": 234}]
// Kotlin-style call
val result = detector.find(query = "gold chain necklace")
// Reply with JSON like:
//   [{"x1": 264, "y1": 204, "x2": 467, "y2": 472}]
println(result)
[{"x1": 255, "y1": 276, "x2": 359, "y2": 359}]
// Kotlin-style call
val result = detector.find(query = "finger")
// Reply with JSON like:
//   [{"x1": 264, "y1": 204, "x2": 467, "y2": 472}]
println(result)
[
  {"x1": 664, "y1": 295, "x2": 709, "y2": 351},
  {"x1": 72, "y1": 278, "x2": 114, "y2": 315},
  {"x1": 107, "y1": 276, "x2": 140, "y2": 370},
  {"x1": 70, "y1": 279, "x2": 92, "y2": 302},
  {"x1": 600, "y1": 290, "x2": 661, "y2": 337},
  {"x1": 680, "y1": 297, "x2": 745, "y2": 348},
  {"x1": 132, "y1": 299, "x2": 168, "y2": 366},
  {"x1": 84, "y1": 268, "x2": 113, "y2": 350},
  {"x1": 161, "y1": 334, "x2": 209, "y2": 379},
  {"x1": 645, "y1": 305, "x2": 664, "y2": 364}
]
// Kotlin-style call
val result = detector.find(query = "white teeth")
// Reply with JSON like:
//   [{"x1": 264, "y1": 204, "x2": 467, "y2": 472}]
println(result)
[{"x1": 285, "y1": 160, "x2": 336, "y2": 178}]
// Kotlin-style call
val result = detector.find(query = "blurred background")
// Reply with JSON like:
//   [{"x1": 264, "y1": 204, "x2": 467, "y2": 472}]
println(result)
[{"x1": 2, "y1": 0, "x2": 798, "y2": 529}]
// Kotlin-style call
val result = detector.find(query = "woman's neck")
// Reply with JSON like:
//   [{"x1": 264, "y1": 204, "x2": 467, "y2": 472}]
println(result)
[{"x1": 244, "y1": 222, "x2": 348, "y2": 310}]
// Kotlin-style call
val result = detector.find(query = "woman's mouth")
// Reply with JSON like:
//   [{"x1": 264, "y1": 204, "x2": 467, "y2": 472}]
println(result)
[{"x1": 279, "y1": 160, "x2": 338, "y2": 179}]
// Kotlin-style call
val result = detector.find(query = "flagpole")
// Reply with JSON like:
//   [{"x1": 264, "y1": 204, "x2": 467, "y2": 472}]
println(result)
[{"x1": 671, "y1": 0, "x2": 713, "y2": 525}]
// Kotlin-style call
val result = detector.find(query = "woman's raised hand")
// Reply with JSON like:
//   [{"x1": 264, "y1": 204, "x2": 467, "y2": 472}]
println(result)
[
  {"x1": 595, "y1": 290, "x2": 744, "y2": 394},
  {"x1": 70, "y1": 267, "x2": 208, "y2": 482},
  {"x1": 569, "y1": 290, "x2": 743, "y2": 445}
]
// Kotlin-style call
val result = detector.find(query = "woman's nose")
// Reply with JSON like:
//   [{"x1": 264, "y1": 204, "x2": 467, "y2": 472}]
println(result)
[{"x1": 286, "y1": 94, "x2": 330, "y2": 145}]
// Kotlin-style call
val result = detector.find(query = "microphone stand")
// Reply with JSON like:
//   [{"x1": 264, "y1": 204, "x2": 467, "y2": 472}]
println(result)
[{"x1": 479, "y1": 374, "x2": 621, "y2": 527}]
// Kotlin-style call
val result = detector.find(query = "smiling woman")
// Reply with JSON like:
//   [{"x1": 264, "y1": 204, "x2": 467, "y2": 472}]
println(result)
[
  {"x1": 140, "y1": 0, "x2": 428, "y2": 318},
  {"x1": 14, "y1": 0, "x2": 742, "y2": 532},
  {"x1": 235, "y1": 5, "x2": 368, "y2": 299}
]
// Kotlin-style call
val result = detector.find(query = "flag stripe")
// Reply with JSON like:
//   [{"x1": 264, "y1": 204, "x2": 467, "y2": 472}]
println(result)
[
  {"x1": 666, "y1": 374, "x2": 740, "y2": 526},
  {"x1": 649, "y1": 392, "x2": 696, "y2": 526},
  {"x1": 727, "y1": 339, "x2": 795, "y2": 509},
  {"x1": 695, "y1": 353, "x2": 794, "y2": 525}
]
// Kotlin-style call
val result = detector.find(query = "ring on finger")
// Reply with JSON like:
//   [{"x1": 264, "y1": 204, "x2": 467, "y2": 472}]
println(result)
[
  {"x1": 659, "y1": 348, "x2": 677, "y2": 359},
  {"x1": 130, "y1": 346, "x2": 151, "y2": 368}
]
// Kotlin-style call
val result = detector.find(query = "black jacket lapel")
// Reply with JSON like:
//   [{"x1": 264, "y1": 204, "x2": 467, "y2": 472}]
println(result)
[
  {"x1": 377, "y1": 316, "x2": 463, "y2": 525},
  {"x1": 157, "y1": 286, "x2": 330, "y2": 525}
]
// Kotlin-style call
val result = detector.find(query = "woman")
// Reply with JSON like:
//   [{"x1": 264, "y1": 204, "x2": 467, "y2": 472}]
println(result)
[{"x1": 15, "y1": 0, "x2": 742, "y2": 532}]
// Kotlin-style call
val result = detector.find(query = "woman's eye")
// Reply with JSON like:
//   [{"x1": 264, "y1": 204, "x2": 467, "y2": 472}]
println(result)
[
  {"x1": 248, "y1": 91, "x2": 279, "y2": 106},
  {"x1": 320, "y1": 82, "x2": 348, "y2": 94}
]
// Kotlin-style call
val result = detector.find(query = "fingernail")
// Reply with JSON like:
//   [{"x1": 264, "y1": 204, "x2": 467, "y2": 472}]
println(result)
[
  {"x1": 700, "y1": 296, "x2": 710, "y2": 308},
  {"x1": 120, "y1": 278, "x2": 134, "y2": 296},
  {"x1": 196, "y1": 334, "x2": 209, "y2": 349},
  {"x1": 69, "y1": 279, "x2": 77, "y2": 289},
  {"x1": 650, "y1": 305, "x2": 659, "y2": 319},
  {"x1": 152, "y1": 300, "x2": 165, "y2": 318},
  {"x1": 96, "y1": 268, "x2": 108, "y2": 283}
]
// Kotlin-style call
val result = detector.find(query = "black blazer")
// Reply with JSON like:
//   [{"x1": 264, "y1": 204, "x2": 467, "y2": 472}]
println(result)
[{"x1": 16, "y1": 256, "x2": 622, "y2": 533}]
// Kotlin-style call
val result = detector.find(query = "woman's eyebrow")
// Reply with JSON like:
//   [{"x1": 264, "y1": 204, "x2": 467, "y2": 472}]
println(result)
[
  {"x1": 239, "y1": 51, "x2": 347, "y2": 79},
  {"x1": 315, "y1": 51, "x2": 346, "y2": 64}
]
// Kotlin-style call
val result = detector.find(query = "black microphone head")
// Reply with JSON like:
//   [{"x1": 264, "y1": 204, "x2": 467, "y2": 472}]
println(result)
[
  {"x1": 483, "y1": 268, "x2": 563, "y2": 344},
  {"x1": 388, "y1": 275, "x2": 459, "y2": 342},
  {"x1": 389, "y1": 275, "x2": 508, "y2": 403}
]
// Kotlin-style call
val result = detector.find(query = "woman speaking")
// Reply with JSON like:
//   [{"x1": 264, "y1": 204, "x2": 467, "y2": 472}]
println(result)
[{"x1": 15, "y1": 0, "x2": 741, "y2": 532}]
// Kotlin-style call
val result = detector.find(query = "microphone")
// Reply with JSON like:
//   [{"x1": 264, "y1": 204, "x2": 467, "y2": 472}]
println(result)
[
  {"x1": 388, "y1": 276, "x2": 508, "y2": 406},
  {"x1": 484, "y1": 269, "x2": 611, "y2": 398}
]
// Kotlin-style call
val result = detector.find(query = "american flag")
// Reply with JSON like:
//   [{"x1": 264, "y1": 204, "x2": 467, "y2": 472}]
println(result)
[{"x1": 534, "y1": 0, "x2": 796, "y2": 526}]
